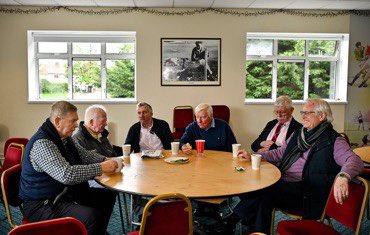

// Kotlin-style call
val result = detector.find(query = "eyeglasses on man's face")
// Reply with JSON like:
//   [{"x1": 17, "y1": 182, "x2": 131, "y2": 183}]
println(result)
[{"x1": 300, "y1": 111, "x2": 316, "y2": 116}]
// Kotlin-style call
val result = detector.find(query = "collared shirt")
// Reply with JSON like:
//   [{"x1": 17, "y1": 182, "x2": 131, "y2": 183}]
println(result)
[
  {"x1": 139, "y1": 122, "x2": 163, "y2": 151},
  {"x1": 261, "y1": 136, "x2": 364, "y2": 182},
  {"x1": 204, "y1": 118, "x2": 216, "y2": 131},
  {"x1": 266, "y1": 118, "x2": 292, "y2": 147},
  {"x1": 84, "y1": 124, "x2": 102, "y2": 142},
  {"x1": 29, "y1": 138, "x2": 104, "y2": 185}
]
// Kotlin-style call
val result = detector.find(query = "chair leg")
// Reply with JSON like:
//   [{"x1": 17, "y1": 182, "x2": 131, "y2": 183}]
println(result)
[
  {"x1": 117, "y1": 193, "x2": 126, "y2": 235},
  {"x1": 271, "y1": 209, "x2": 276, "y2": 235},
  {"x1": 122, "y1": 193, "x2": 130, "y2": 226}
]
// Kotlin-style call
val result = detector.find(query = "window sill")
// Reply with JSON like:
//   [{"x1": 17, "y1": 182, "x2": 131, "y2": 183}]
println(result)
[
  {"x1": 28, "y1": 99, "x2": 137, "y2": 104},
  {"x1": 244, "y1": 99, "x2": 348, "y2": 105}
]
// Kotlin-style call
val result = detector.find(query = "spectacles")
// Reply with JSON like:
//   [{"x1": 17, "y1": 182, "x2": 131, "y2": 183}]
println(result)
[
  {"x1": 300, "y1": 111, "x2": 316, "y2": 116},
  {"x1": 273, "y1": 111, "x2": 287, "y2": 115}
]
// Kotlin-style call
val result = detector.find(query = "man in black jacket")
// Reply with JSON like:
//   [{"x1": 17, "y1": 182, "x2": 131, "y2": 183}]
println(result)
[
  {"x1": 125, "y1": 102, "x2": 173, "y2": 153},
  {"x1": 73, "y1": 105, "x2": 117, "y2": 158},
  {"x1": 251, "y1": 96, "x2": 302, "y2": 153}
]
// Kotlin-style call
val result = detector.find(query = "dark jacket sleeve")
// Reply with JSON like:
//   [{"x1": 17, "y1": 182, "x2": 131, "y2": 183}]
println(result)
[
  {"x1": 157, "y1": 119, "x2": 174, "y2": 150},
  {"x1": 225, "y1": 124, "x2": 237, "y2": 152},
  {"x1": 125, "y1": 123, "x2": 140, "y2": 153},
  {"x1": 251, "y1": 120, "x2": 276, "y2": 152},
  {"x1": 286, "y1": 118, "x2": 302, "y2": 140},
  {"x1": 179, "y1": 122, "x2": 196, "y2": 149},
  {"x1": 72, "y1": 131, "x2": 89, "y2": 150}
]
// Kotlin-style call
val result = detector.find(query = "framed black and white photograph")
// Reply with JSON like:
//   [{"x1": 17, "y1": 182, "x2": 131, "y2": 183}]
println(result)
[{"x1": 161, "y1": 38, "x2": 221, "y2": 86}]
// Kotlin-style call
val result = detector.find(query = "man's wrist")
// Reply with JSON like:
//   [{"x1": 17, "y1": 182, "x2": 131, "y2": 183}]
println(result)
[{"x1": 337, "y1": 172, "x2": 350, "y2": 181}]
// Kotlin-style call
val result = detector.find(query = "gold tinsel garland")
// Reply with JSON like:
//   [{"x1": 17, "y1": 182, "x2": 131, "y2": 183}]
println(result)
[{"x1": 0, "y1": 6, "x2": 369, "y2": 17}]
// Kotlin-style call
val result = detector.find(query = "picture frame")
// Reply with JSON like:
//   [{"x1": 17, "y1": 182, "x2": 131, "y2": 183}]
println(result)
[{"x1": 161, "y1": 38, "x2": 221, "y2": 86}]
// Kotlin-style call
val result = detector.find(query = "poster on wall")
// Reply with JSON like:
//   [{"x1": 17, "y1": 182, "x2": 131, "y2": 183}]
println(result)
[
  {"x1": 161, "y1": 38, "x2": 221, "y2": 86},
  {"x1": 345, "y1": 15, "x2": 370, "y2": 147}
]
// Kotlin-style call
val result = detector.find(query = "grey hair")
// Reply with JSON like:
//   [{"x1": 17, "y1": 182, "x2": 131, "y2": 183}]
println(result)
[
  {"x1": 84, "y1": 105, "x2": 107, "y2": 123},
  {"x1": 195, "y1": 103, "x2": 213, "y2": 117},
  {"x1": 275, "y1": 96, "x2": 293, "y2": 110},
  {"x1": 306, "y1": 98, "x2": 334, "y2": 123},
  {"x1": 50, "y1": 101, "x2": 77, "y2": 120},
  {"x1": 137, "y1": 102, "x2": 153, "y2": 114}
]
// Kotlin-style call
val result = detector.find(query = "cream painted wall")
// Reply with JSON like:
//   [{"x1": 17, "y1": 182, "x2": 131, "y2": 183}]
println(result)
[{"x1": 0, "y1": 9, "x2": 349, "y2": 152}]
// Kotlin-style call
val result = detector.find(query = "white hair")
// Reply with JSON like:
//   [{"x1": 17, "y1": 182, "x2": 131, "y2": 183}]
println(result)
[
  {"x1": 275, "y1": 96, "x2": 293, "y2": 110},
  {"x1": 195, "y1": 103, "x2": 213, "y2": 117},
  {"x1": 84, "y1": 105, "x2": 107, "y2": 123},
  {"x1": 136, "y1": 102, "x2": 153, "y2": 114},
  {"x1": 306, "y1": 98, "x2": 334, "y2": 123}
]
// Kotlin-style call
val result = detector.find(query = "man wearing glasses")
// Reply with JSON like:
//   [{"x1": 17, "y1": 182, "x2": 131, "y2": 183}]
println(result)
[
  {"x1": 224, "y1": 98, "x2": 364, "y2": 234},
  {"x1": 251, "y1": 96, "x2": 302, "y2": 153}
]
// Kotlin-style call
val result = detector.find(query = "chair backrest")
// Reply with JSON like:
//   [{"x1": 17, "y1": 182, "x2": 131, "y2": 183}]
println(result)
[
  {"x1": 1, "y1": 143, "x2": 25, "y2": 175},
  {"x1": 322, "y1": 176, "x2": 368, "y2": 235},
  {"x1": 7, "y1": 217, "x2": 87, "y2": 235},
  {"x1": 1, "y1": 164, "x2": 22, "y2": 228},
  {"x1": 353, "y1": 146, "x2": 370, "y2": 164},
  {"x1": 4, "y1": 138, "x2": 29, "y2": 156},
  {"x1": 173, "y1": 106, "x2": 194, "y2": 130},
  {"x1": 140, "y1": 193, "x2": 193, "y2": 235},
  {"x1": 211, "y1": 105, "x2": 230, "y2": 123}
]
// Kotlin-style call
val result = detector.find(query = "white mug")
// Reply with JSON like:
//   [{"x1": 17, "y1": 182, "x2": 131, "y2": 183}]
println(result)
[
  {"x1": 251, "y1": 154, "x2": 262, "y2": 170},
  {"x1": 122, "y1": 144, "x2": 131, "y2": 156}
]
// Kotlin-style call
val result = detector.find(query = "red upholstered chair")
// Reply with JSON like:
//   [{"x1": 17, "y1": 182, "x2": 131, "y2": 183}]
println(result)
[
  {"x1": 277, "y1": 176, "x2": 369, "y2": 235},
  {"x1": 354, "y1": 146, "x2": 370, "y2": 219},
  {"x1": 270, "y1": 208, "x2": 304, "y2": 234},
  {"x1": 3, "y1": 138, "x2": 28, "y2": 157},
  {"x1": 172, "y1": 106, "x2": 194, "y2": 141},
  {"x1": 211, "y1": 105, "x2": 230, "y2": 123},
  {"x1": 128, "y1": 193, "x2": 193, "y2": 235},
  {"x1": 1, "y1": 164, "x2": 28, "y2": 228},
  {"x1": 1, "y1": 143, "x2": 25, "y2": 176},
  {"x1": 7, "y1": 217, "x2": 87, "y2": 235}
]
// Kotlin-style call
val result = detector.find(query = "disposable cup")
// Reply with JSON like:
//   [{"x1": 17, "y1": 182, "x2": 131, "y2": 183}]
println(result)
[
  {"x1": 251, "y1": 154, "x2": 262, "y2": 170},
  {"x1": 114, "y1": 157, "x2": 123, "y2": 172},
  {"x1": 171, "y1": 142, "x2": 180, "y2": 155},
  {"x1": 122, "y1": 144, "x2": 131, "y2": 156},
  {"x1": 195, "y1": 140, "x2": 205, "y2": 156},
  {"x1": 232, "y1": 144, "x2": 241, "y2": 157}
]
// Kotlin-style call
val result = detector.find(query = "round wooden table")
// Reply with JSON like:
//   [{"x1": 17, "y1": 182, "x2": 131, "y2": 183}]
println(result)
[{"x1": 95, "y1": 150, "x2": 281, "y2": 198}]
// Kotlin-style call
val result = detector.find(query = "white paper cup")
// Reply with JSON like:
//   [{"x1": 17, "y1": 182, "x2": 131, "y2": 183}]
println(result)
[
  {"x1": 232, "y1": 144, "x2": 241, "y2": 157},
  {"x1": 122, "y1": 144, "x2": 131, "y2": 156},
  {"x1": 123, "y1": 155, "x2": 130, "y2": 165},
  {"x1": 251, "y1": 154, "x2": 262, "y2": 170},
  {"x1": 171, "y1": 142, "x2": 180, "y2": 155},
  {"x1": 114, "y1": 157, "x2": 123, "y2": 172}
]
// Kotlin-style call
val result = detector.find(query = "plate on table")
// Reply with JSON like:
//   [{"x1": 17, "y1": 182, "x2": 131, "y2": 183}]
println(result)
[{"x1": 164, "y1": 157, "x2": 190, "y2": 164}]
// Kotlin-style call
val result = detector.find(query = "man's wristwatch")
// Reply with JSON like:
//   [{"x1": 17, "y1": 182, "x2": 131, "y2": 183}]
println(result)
[{"x1": 338, "y1": 172, "x2": 350, "y2": 181}]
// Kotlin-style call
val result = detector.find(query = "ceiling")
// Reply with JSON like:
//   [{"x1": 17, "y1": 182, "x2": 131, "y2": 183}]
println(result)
[{"x1": 0, "y1": 0, "x2": 370, "y2": 10}]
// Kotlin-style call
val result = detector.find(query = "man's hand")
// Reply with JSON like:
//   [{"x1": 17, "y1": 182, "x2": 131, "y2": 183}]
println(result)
[
  {"x1": 260, "y1": 140, "x2": 274, "y2": 148},
  {"x1": 181, "y1": 143, "x2": 192, "y2": 155},
  {"x1": 237, "y1": 150, "x2": 251, "y2": 161},
  {"x1": 333, "y1": 176, "x2": 349, "y2": 205},
  {"x1": 101, "y1": 159, "x2": 118, "y2": 173},
  {"x1": 257, "y1": 147, "x2": 269, "y2": 153}
]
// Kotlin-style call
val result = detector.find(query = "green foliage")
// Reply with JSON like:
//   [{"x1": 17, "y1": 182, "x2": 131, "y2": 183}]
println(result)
[
  {"x1": 246, "y1": 61, "x2": 272, "y2": 99},
  {"x1": 106, "y1": 60, "x2": 135, "y2": 98},
  {"x1": 73, "y1": 61, "x2": 101, "y2": 88},
  {"x1": 41, "y1": 79, "x2": 68, "y2": 94},
  {"x1": 246, "y1": 40, "x2": 336, "y2": 100}
]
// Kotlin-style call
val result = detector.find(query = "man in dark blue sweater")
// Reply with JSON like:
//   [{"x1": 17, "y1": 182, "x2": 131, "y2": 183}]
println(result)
[{"x1": 180, "y1": 103, "x2": 237, "y2": 153}]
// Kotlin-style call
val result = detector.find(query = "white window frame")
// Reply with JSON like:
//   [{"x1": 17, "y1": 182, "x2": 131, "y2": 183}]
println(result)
[
  {"x1": 27, "y1": 30, "x2": 137, "y2": 103},
  {"x1": 245, "y1": 33, "x2": 349, "y2": 104}
]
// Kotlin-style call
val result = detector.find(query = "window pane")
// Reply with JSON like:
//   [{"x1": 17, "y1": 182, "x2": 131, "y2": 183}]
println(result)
[
  {"x1": 309, "y1": 40, "x2": 338, "y2": 56},
  {"x1": 72, "y1": 43, "x2": 101, "y2": 54},
  {"x1": 39, "y1": 59, "x2": 68, "y2": 99},
  {"x1": 106, "y1": 60, "x2": 135, "y2": 98},
  {"x1": 106, "y1": 43, "x2": 135, "y2": 54},
  {"x1": 278, "y1": 40, "x2": 305, "y2": 56},
  {"x1": 309, "y1": 61, "x2": 336, "y2": 99},
  {"x1": 246, "y1": 39, "x2": 273, "y2": 56},
  {"x1": 277, "y1": 61, "x2": 304, "y2": 99},
  {"x1": 38, "y1": 42, "x2": 67, "y2": 53},
  {"x1": 246, "y1": 61, "x2": 273, "y2": 99},
  {"x1": 72, "y1": 60, "x2": 101, "y2": 99}
]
